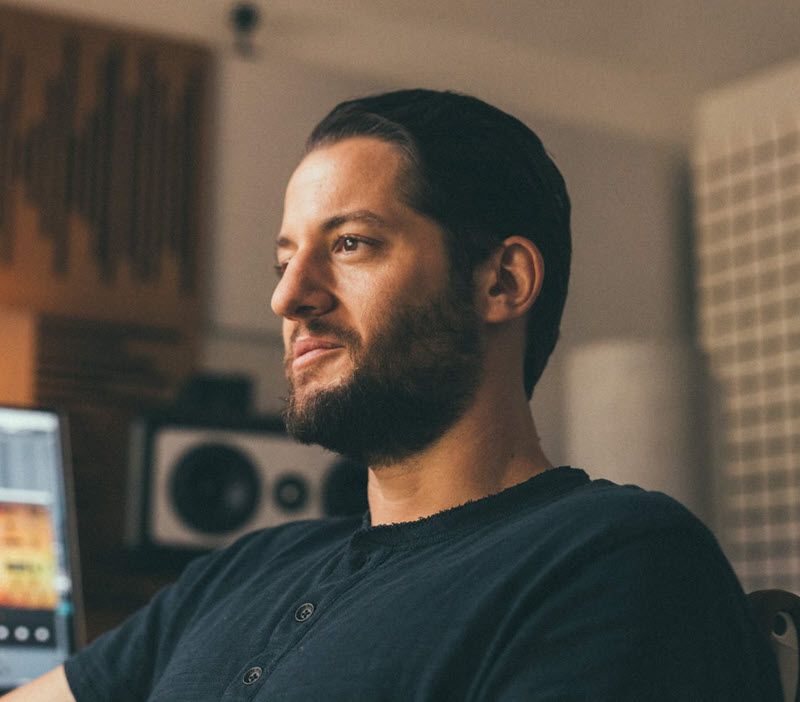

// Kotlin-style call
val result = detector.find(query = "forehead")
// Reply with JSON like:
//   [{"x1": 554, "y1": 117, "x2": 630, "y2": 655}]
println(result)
[{"x1": 281, "y1": 137, "x2": 409, "y2": 231}]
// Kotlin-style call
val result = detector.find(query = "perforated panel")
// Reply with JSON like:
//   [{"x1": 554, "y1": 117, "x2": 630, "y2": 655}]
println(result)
[{"x1": 693, "y1": 116, "x2": 800, "y2": 591}]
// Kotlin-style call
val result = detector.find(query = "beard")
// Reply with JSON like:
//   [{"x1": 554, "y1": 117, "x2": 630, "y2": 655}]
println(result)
[{"x1": 282, "y1": 274, "x2": 484, "y2": 466}]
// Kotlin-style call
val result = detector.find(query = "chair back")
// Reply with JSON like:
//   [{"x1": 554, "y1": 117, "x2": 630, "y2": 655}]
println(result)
[{"x1": 748, "y1": 589, "x2": 800, "y2": 702}]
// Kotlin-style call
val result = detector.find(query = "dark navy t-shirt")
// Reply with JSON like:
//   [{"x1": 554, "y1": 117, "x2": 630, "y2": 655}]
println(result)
[{"x1": 64, "y1": 467, "x2": 781, "y2": 700}]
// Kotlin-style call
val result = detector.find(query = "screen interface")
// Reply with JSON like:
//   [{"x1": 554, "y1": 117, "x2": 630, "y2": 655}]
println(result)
[{"x1": 0, "y1": 407, "x2": 77, "y2": 689}]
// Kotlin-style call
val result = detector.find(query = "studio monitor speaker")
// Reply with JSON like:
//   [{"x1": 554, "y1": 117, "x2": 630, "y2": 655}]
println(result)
[{"x1": 125, "y1": 415, "x2": 367, "y2": 552}]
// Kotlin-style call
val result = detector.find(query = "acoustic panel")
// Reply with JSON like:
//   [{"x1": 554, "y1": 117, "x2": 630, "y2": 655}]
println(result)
[
  {"x1": 693, "y1": 64, "x2": 800, "y2": 591},
  {"x1": 0, "y1": 5, "x2": 210, "y2": 329}
]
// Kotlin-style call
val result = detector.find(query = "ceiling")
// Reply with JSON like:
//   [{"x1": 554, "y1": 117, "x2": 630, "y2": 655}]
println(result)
[
  {"x1": 350, "y1": 0, "x2": 800, "y2": 96},
  {"x1": 259, "y1": 0, "x2": 800, "y2": 142},
  {"x1": 7, "y1": 0, "x2": 800, "y2": 143}
]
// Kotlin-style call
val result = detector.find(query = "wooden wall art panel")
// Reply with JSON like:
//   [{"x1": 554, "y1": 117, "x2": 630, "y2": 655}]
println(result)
[{"x1": 0, "y1": 4, "x2": 210, "y2": 330}]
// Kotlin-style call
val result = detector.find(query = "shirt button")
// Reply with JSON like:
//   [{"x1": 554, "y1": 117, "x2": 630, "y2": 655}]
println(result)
[
  {"x1": 243, "y1": 666, "x2": 262, "y2": 685},
  {"x1": 295, "y1": 602, "x2": 315, "y2": 622}
]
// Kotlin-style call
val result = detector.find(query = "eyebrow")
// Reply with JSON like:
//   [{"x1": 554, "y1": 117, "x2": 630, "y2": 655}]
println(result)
[{"x1": 275, "y1": 209, "x2": 391, "y2": 253}]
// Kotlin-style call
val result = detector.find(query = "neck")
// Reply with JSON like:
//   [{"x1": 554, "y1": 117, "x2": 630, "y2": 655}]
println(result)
[{"x1": 366, "y1": 381, "x2": 552, "y2": 526}]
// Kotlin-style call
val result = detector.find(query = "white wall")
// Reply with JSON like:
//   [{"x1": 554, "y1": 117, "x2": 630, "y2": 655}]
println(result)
[{"x1": 522, "y1": 119, "x2": 690, "y2": 463}]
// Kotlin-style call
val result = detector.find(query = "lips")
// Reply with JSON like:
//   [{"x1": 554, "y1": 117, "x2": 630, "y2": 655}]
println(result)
[
  {"x1": 290, "y1": 337, "x2": 345, "y2": 371},
  {"x1": 293, "y1": 337, "x2": 343, "y2": 359}
]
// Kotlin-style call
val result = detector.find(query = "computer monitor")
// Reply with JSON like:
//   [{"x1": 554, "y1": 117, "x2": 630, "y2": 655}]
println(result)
[{"x1": 0, "y1": 405, "x2": 84, "y2": 691}]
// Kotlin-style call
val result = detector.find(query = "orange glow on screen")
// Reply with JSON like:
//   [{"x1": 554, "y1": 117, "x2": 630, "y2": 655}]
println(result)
[{"x1": 0, "y1": 502, "x2": 58, "y2": 609}]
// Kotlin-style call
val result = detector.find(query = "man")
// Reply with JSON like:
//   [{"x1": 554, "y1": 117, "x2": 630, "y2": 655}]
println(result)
[{"x1": 7, "y1": 89, "x2": 780, "y2": 700}]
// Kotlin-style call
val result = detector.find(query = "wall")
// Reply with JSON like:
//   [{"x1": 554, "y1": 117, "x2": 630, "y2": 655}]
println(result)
[
  {"x1": 692, "y1": 58, "x2": 800, "y2": 589},
  {"x1": 529, "y1": 120, "x2": 691, "y2": 463},
  {"x1": 5, "y1": 0, "x2": 693, "y2": 471}
]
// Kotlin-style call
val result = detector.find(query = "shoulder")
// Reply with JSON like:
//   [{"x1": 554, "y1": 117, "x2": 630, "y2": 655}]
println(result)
[
  {"x1": 588, "y1": 477, "x2": 701, "y2": 522},
  {"x1": 499, "y1": 471, "x2": 745, "y2": 606},
  {"x1": 477, "y1": 475, "x2": 779, "y2": 700},
  {"x1": 504, "y1": 471, "x2": 726, "y2": 581},
  {"x1": 539, "y1": 472, "x2": 712, "y2": 542}
]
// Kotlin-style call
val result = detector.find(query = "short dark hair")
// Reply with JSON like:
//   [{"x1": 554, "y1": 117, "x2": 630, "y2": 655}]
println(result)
[{"x1": 307, "y1": 89, "x2": 571, "y2": 399}]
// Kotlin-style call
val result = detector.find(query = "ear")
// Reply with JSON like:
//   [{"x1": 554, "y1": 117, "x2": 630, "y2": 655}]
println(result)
[{"x1": 475, "y1": 236, "x2": 544, "y2": 324}]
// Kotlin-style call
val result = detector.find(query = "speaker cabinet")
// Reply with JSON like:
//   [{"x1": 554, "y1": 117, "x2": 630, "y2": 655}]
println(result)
[{"x1": 125, "y1": 415, "x2": 367, "y2": 552}]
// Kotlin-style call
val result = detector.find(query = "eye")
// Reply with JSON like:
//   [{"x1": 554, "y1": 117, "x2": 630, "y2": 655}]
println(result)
[
  {"x1": 274, "y1": 262, "x2": 287, "y2": 278},
  {"x1": 334, "y1": 235, "x2": 362, "y2": 253}
]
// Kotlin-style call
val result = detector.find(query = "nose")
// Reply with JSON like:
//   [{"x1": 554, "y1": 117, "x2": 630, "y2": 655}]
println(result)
[{"x1": 270, "y1": 249, "x2": 335, "y2": 321}]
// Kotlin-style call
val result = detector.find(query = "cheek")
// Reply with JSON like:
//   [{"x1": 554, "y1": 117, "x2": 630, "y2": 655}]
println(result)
[
  {"x1": 348, "y1": 269, "x2": 436, "y2": 340},
  {"x1": 338, "y1": 243, "x2": 449, "y2": 335},
  {"x1": 337, "y1": 265, "x2": 388, "y2": 316},
  {"x1": 383, "y1": 251, "x2": 446, "y2": 296}
]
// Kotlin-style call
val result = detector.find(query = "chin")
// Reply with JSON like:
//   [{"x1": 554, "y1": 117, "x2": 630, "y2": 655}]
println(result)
[{"x1": 290, "y1": 372, "x2": 349, "y2": 402}]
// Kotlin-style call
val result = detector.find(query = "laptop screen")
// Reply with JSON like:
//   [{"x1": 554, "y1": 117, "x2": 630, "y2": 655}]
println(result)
[{"x1": 0, "y1": 406, "x2": 84, "y2": 690}]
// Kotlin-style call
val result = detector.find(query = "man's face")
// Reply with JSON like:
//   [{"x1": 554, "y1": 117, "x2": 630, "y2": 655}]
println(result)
[{"x1": 271, "y1": 137, "x2": 483, "y2": 465}]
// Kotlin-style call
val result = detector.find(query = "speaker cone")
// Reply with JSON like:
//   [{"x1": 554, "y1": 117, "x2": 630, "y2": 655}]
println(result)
[{"x1": 170, "y1": 443, "x2": 260, "y2": 534}]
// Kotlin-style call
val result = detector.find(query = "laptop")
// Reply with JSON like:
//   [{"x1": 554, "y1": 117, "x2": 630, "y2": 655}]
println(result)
[{"x1": 0, "y1": 405, "x2": 85, "y2": 692}]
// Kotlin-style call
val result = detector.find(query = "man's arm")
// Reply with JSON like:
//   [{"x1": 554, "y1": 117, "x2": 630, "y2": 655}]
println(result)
[{"x1": 1, "y1": 666, "x2": 75, "y2": 701}]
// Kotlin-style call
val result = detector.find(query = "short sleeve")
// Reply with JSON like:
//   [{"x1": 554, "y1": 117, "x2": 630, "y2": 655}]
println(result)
[{"x1": 63, "y1": 551, "x2": 217, "y2": 702}]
